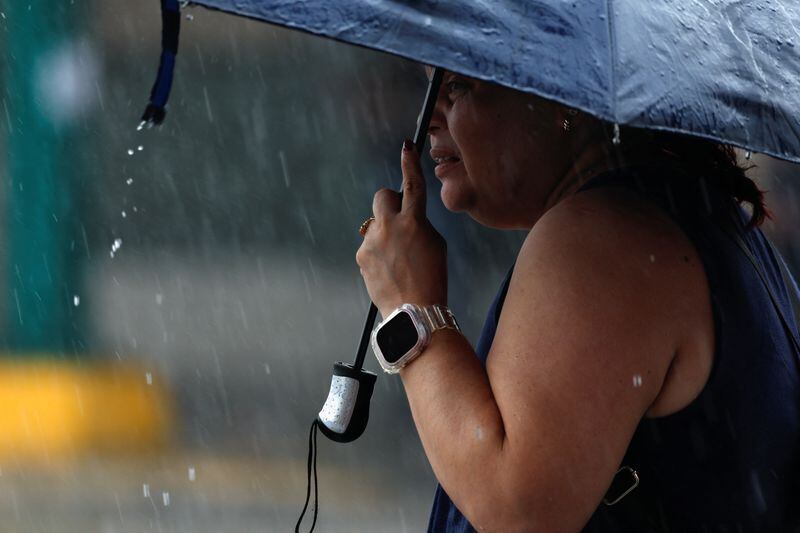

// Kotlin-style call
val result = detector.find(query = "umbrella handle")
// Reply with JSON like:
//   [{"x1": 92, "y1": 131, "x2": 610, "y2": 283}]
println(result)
[{"x1": 350, "y1": 67, "x2": 443, "y2": 372}]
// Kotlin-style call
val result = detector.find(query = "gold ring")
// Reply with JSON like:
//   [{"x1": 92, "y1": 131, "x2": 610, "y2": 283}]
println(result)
[{"x1": 359, "y1": 216, "x2": 376, "y2": 236}]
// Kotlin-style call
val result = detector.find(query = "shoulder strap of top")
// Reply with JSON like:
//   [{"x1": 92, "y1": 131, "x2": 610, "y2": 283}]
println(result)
[
  {"x1": 767, "y1": 238, "x2": 800, "y2": 343},
  {"x1": 718, "y1": 205, "x2": 800, "y2": 371}
]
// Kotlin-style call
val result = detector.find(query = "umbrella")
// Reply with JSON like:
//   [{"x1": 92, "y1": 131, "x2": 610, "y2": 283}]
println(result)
[
  {"x1": 143, "y1": 0, "x2": 800, "y2": 163},
  {"x1": 135, "y1": 1, "x2": 800, "y2": 530}
]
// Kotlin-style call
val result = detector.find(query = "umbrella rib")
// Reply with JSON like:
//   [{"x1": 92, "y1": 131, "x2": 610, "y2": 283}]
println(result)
[{"x1": 604, "y1": 0, "x2": 618, "y2": 123}]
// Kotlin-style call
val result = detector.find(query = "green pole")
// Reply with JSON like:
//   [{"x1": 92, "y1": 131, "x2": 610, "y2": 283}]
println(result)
[{"x1": 2, "y1": 2, "x2": 85, "y2": 355}]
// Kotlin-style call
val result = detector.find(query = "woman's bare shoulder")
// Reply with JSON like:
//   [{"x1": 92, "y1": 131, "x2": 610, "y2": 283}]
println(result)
[
  {"x1": 483, "y1": 183, "x2": 714, "y2": 526},
  {"x1": 544, "y1": 185, "x2": 716, "y2": 417}
]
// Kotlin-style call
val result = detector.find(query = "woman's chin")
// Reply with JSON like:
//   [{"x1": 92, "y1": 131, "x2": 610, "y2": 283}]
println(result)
[
  {"x1": 440, "y1": 183, "x2": 465, "y2": 213},
  {"x1": 439, "y1": 182, "x2": 470, "y2": 213}
]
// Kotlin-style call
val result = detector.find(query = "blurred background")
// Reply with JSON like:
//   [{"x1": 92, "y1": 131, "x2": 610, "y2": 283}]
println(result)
[{"x1": 0, "y1": 1, "x2": 797, "y2": 531}]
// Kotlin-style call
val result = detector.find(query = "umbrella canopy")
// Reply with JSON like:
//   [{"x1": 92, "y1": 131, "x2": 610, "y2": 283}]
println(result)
[{"x1": 173, "y1": 0, "x2": 800, "y2": 163}]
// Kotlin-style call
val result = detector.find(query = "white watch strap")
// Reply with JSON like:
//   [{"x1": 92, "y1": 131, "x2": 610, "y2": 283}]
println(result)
[{"x1": 420, "y1": 304, "x2": 460, "y2": 334}]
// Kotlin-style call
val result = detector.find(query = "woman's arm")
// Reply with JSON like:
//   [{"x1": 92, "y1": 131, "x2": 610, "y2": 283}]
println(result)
[
  {"x1": 399, "y1": 188, "x2": 711, "y2": 531},
  {"x1": 357, "y1": 147, "x2": 712, "y2": 531}
]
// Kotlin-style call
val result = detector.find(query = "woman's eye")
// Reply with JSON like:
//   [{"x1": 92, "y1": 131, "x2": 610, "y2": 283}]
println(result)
[{"x1": 445, "y1": 80, "x2": 469, "y2": 100}]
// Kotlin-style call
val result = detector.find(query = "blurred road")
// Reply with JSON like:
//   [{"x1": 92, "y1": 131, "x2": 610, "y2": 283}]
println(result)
[{"x1": 0, "y1": 452, "x2": 434, "y2": 532}]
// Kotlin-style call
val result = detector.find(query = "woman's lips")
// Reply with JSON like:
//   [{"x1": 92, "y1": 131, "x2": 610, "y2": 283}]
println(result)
[
  {"x1": 430, "y1": 148, "x2": 463, "y2": 179},
  {"x1": 433, "y1": 158, "x2": 463, "y2": 179}
]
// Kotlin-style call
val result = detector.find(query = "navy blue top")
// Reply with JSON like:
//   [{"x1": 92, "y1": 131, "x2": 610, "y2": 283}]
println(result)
[{"x1": 427, "y1": 167, "x2": 800, "y2": 532}]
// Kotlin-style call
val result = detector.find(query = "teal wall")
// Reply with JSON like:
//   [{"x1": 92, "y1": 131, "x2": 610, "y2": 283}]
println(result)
[{"x1": 2, "y1": 2, "x2": 86, "y2": 354}]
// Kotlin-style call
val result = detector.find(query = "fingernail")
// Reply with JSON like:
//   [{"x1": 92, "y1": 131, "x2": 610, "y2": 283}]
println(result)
[{"x1": 402, "y1": 139, "x2": 414, "y2": 152}]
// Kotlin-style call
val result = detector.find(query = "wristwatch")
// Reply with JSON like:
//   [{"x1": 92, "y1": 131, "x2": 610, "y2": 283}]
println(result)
[{"x1": 371, "y1": 303, "x2": 460, "y2": 374}]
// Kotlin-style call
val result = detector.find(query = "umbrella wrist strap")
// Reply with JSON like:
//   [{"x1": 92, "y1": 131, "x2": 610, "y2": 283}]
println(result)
[{"x1": 295, "y1": 420, "x2": 319, "y2": 533}]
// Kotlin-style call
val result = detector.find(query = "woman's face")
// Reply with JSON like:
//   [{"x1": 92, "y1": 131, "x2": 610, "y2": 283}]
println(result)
[{"x1": 427, "y1": 71, "x2": 574, "y2": 229}]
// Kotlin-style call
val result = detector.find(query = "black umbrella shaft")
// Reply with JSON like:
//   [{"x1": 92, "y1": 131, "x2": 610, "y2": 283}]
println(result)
[{"x1": 352, "y1": 67, "x2": 443, "y2": 371}]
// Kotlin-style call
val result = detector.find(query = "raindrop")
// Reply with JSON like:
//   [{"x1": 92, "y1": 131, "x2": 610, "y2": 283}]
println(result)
[
  {"x1": 133, "y1": 206, "x2": 138, "y2": 212},
  {"x1": 188, "y1": 466, "x2": 196, "y2": 481},
  {"x1": 127, "y1": 148, "x2": 134, "y2": 156},
  {"x1": 110, "y1": 238, "x2": 122, "y2": 258},
  {"x1": 264, "y1": 363, "x2": 271, "y2": 375},
  {"x1": 162, "y1": 492, "x2": 170, "y2": 507},
  {"x1": 185, "y1": 13, "x2": 194, "y2": 20},
  {"x1": 145, "y1": 372, "x2": 153, "y2": 385},
  {"x1": 277, "y1": 150, "x2": 291, "y2": 187},
  {"x1": 155, "y1": 293, "x2": 164, "y2": 305},
  {"x1": 137, "y1": 145, "x2": 144, "y2": 151},
  {"x1": 745, "y1": 151, "x2": 752, "y2": 160},
  {"x1": 143, "y1": 484, "x2": 150, "y2": 498},
  {"x1": 649, "y1": 254, "x2": 656, "y2": 263},
  {"x1": 633, "y1": 374, "x2": 643, "y2": 387},
  {"x1": 612, "y1": 123, "x2": 621, "y2": 146},
  {"x1": 73, "y1": 295, "x2": 80, "y2": 307},
  {"x1": 121, "y1": 211, "x2": 127, "y2": 218},
  {"x1": 126, "y1": 178, "x2": 133, "y2": 185}
]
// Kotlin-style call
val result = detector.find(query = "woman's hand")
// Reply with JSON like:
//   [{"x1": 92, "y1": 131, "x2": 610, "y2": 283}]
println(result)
[{"x1": 356, "y1": 140, "x2": 448, "y2": 318}]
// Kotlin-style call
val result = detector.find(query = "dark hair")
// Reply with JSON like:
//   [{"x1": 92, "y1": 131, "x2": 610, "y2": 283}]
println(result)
[{"x1": 616, "y1": 127, "x2": 769, "y2": 228}]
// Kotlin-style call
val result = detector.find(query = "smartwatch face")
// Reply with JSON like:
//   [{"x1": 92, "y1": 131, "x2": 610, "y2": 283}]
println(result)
[{"x1": 376, "y1": 310, "x2": 420, "y2": 363}]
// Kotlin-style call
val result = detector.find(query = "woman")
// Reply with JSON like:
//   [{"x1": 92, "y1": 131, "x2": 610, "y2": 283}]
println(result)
[{"x1": 355, "y1": 71, "x2": 800, "y2": 532}]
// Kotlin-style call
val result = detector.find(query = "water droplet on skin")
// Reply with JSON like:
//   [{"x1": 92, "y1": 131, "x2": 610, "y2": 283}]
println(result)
[
  {"x1": 73, "y1": 295, "x2": 80, "y2": 306},
  {"x1": 145, "y1": 372, "x2": 152, "y2": 385},
  {"x1": 127, "y1": 149, "x2": 134, "y2": 156},
  {"x1": 633, "y1": 374, "x2": 643, "y2": 387},
  {"x1": 188, "y1": 466, "x2": 196, "y2": 481},
  {"x1": 143, "y1": 484, "x2": 150, "y2": 498}
]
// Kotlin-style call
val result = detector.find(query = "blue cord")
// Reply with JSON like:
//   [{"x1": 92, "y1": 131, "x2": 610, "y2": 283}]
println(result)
[{"x1": 140, "y1": 0, "x2": 181, "y2": 128}]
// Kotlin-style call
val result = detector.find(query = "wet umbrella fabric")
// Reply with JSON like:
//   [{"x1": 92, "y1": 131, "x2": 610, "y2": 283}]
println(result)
[{"x1": 181, "y1": 0, "x2": 800, "y2": 163}]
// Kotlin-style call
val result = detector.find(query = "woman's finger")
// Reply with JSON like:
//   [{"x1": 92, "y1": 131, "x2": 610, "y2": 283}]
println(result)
[
  {"x1": 372, "y1": 187, "x2": 402, "y2": 220},
  {"x1": 401, "y1": 139, "x2": 427, "y2": 218}
]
